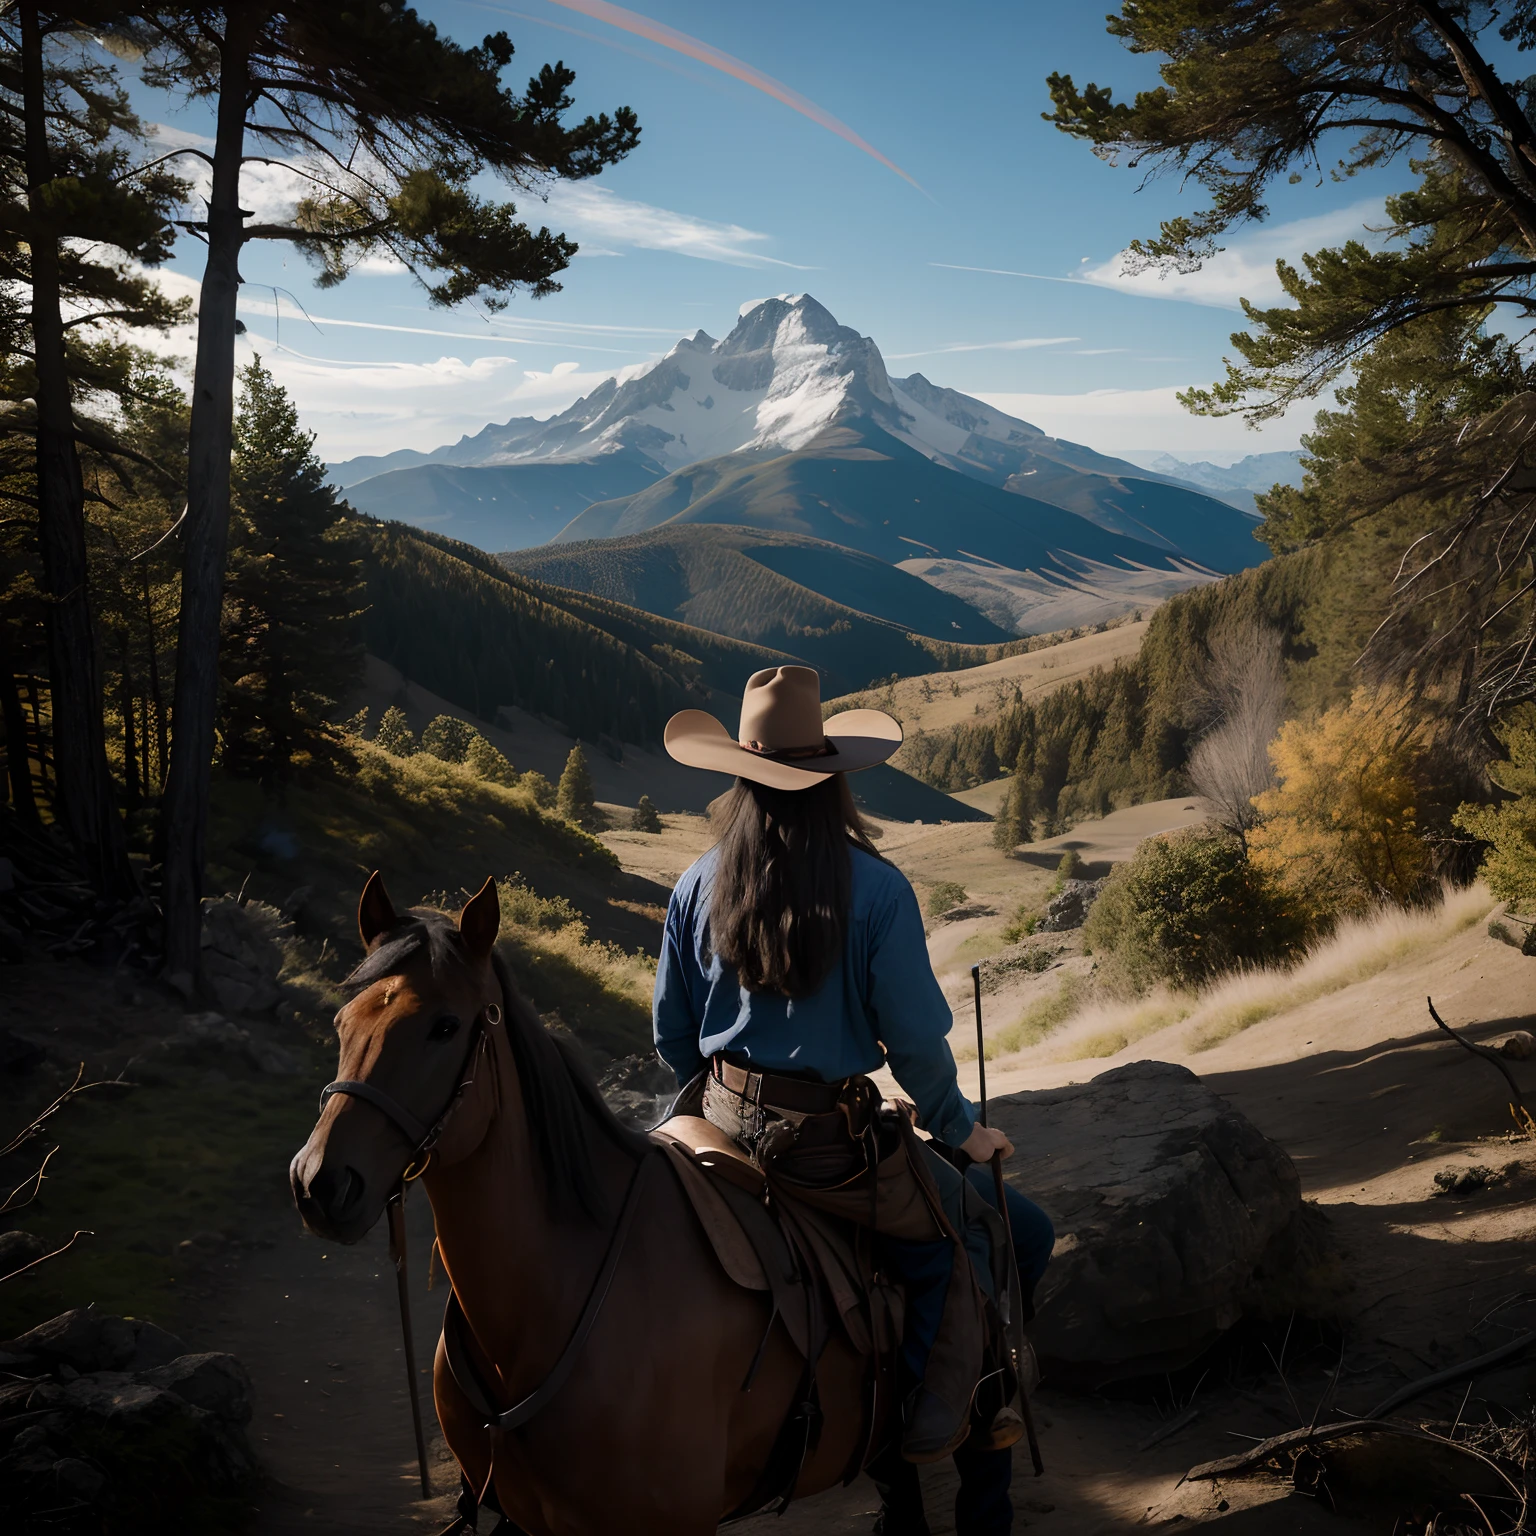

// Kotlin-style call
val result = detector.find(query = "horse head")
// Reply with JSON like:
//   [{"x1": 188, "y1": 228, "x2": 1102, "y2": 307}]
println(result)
[{"x1": 290, "y1": 872, "x2": 504, "y2": 1242}]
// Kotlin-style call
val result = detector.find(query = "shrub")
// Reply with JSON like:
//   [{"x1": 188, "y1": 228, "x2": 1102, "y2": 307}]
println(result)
[
  {"x1": 1249, "y1": 687, "x2": 1431, "y2": 920},
  {"x1": 1001, "y1": 906, "x2": 1038, "y2": 943},
  {"x1": 926, "y1": 880, "x2": 968, "y2": 918},
  {"x1": 340, "y1": 707, "x2": 369, "y2": 737},
  {"x1": 631, "y1": 794, "x2": 662, "y2": 833},
  {"x1": 1054, "y1": 849, "x2": 1083, "y2": 887},
  {"x1": 421, "y1": 714, "x2": 478, "y2": 763},
  {"x1": 1454, "y1": 703, "x2": 1536, "y2": 910},
  {"x1": 465, "y1": 733, "x2": 517, "y2": 785},
  {"x1": 520, "y1": 769, "x2": 556, "y2": 809},
  {"x1": 373, "y1": 705, "x2": 416, "y2": 756},
  {"x1": 1084, "y1": 828, "x2": 1307, "y2": 994}
]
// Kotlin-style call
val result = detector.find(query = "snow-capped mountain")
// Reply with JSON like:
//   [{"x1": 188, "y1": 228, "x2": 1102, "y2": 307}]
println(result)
[
  {"x1": 332, "y1": 295, "x2": 1266, "y2": 635},
  {"x1": 332, "y1": 293, "x2": 1186, "y2": 491}
]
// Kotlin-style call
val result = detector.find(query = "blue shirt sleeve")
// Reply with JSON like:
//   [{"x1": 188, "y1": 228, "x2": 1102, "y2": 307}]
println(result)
[
  {"x1": 653, "y1": 888, "x2": 705, "y2": 1087},
  {"x1": 865, "y1": 874, "x2": 976, "y2": 1147}
]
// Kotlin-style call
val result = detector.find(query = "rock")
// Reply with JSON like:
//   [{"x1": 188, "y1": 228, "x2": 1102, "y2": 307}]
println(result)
[
  {"x1": 199, "y1": 894, "x2": 291, "y2": 1014},
  {"x1": 0, "y1": 1228, "x2": 47, "y2": 1278},
  {"x1": 1433, "y1": 1164, "x2": 1501, "y2": 1196},
  {"x1": 994, "y1": 1061, "x2": 1311, "y2": 1384},
  {"x1": 1034, "y1": 877, "x2": 1106, "y2": 933},
  {"x1": 1500, "y1": 1030, "x2": 1536, "y2": 1060},
  {"x1": 0, "y1": 1315, "x2": 258, "y2": 1531},
  {"x1": 53, "y1": 1456, "x2": 106, "y2": 1502},
  {"x1": 125, "y1": 1320, "x2": 189, "y2": 1372},
  {"x1": 2, "y1": 1308, "x2": 138, "y2": 1372},
  {"x1": 168, "y1": 1011, "x2": 300, "y2": 1074},
  {"x1": 142, "y1": 1352, "x2": 253, "y2": 1425}
]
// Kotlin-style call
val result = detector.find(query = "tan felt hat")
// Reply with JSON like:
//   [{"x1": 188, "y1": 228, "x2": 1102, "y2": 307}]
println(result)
[{"x1": 664, "y1": 665, "x2": 902, "y2": 791}]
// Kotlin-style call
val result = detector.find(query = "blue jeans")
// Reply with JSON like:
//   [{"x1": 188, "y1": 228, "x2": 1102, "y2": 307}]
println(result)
[
  {"x1": 878, "y1": 1155, "x2": 1055, "y2": 1381},
  {"x1": 873, "y1": 1159, "x2": 1054, "y2": 1536}
]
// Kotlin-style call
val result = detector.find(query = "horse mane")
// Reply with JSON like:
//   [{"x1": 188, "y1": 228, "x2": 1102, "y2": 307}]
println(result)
[{"x1": 345, "y1": 909, "x2": 651, "y2": 1222}]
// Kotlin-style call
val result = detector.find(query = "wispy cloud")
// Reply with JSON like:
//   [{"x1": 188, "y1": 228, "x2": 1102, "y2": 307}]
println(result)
[
  {"x1": 1072, "y1": 348, "x2": 1128, "y2": 356},
  {"x1": 499, "y1": 0, "x2": 922, "y2": 190},
  {"x1": 887, "y1": 336, "x2": 1078, "y2": 359},
  {"x1": 974, "y1": 384, "x2": 1319, "y2": 456},
  {"x1": 542, "y1": 183, "x2": 810, "y2": 268},
  {"x1": 1081, "y1": 199, "x2": 1387, "y2": 310}
]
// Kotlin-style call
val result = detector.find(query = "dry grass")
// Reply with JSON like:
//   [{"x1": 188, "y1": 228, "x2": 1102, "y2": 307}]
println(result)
[{"x1": 991, "y1": 883, "x2": 1496, "y2": 1064}]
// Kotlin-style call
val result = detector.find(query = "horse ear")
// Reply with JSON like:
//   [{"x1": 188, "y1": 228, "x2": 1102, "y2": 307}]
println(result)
[
  {"x1": 358, "y1": 871, "x2": 398, "y2": 949},
  {"x1": 459, "y1": 877, "x2": 500, "y2": 960}
]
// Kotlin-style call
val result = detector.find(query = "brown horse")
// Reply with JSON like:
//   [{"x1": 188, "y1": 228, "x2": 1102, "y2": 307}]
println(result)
[{"x1": 290, "y1": 874, "x2": 869, "y2": 1533}]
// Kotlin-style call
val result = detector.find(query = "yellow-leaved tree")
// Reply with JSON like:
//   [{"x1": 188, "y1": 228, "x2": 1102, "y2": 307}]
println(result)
[
  {"x1": 1249, "y1": 688, "x2": 1430, "y2": 920},
  {"x1": 1454, "y1": 704, "x2": 1536, "y2": 911}
]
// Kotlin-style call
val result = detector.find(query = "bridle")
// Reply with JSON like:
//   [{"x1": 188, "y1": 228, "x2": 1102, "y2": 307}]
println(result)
[
  {"x1": 315, "y1": 994, "x2": 503, "y2": 1500},
  {"x1": 312, "y1": 986, "x2": 657, "y2": 1531},
  {"x1": 319, "y1": 1000, "x2": 502, "y2": 1178}
]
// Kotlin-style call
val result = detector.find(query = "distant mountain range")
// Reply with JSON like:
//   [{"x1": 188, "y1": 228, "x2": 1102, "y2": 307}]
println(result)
[
  {"x1": 332, "y1": 294, "x2": 1266, "y2": 644},
  {"x1": 1120, "y1": 450, "x2": 1306, "y2": 515}
]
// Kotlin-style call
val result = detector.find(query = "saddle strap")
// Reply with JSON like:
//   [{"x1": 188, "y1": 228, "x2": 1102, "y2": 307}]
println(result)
[{"x1": 444, "y1": 1151, "x2": 656, "y2": 1433}]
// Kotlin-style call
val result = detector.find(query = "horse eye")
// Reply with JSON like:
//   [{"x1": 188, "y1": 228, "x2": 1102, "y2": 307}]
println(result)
[{"x1": 429, "y1": 1014, "x2": 461, "y2": 1041}]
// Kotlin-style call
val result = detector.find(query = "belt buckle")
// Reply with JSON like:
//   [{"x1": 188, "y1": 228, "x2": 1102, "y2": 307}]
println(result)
[{"x1": 744, "y1": 1069, "x2": 763, "y2": 1105}]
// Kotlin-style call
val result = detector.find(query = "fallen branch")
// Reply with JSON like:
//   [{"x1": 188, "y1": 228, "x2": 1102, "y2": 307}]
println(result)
[
  {"x1": 1367, "y1": 1330, "x2": 1536, "y2": 1420},
  {"x1": 1427, "y1": 997, "x2": 1527, "y2": 1115},
  {"x1": 1184, "y1": 1418, "x2": 1514, "y2": 1493}
]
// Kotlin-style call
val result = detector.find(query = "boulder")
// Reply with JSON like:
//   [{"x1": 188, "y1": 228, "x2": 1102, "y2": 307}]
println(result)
[
  {"x1": 994, "y1": 1060, "x2": 1311, "y2": 1385},
  {"x1": 0, "y1": 1312, "x2": 256, "y2": 1532},
  {"x1": 199, "y1": 895, "x2": 290, "y2": 1014},
  {"x1": 1035, "y1": 877, "x2": 1106, "y2": 933}
]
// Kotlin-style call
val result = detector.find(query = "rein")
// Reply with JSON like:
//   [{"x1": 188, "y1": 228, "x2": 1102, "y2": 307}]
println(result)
[
  {"x1": 319, "y1": 1002, "x2": 500, "y2": 1500},
  {"x1": 319, "y1": 993, "x2": 658, "y2": 1525}
]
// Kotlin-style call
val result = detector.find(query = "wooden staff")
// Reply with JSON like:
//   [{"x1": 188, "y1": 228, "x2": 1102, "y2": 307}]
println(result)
[{"x1": 972, "y1": 964, "x2": 1045, "y2": 1476}]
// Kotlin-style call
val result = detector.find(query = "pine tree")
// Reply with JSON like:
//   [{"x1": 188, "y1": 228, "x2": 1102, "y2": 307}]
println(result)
[
  {"x1": 3, "y1": 7, "x2": 187, "y2": 898},
  {"x1": 631, "y1": 794, "x2": 662, "y2": 833},
  {"x1": 556, "y1": 744, "x2": 604, "y2": 831},
  {"x1": 220, "y1": 358, "x2": 365, "y2": 789},
  {"x1": 374, "y1": 706, "x2": 415, "y2": 756},
  {"x1": 147, "y1": 3, "x2": 640, "y2": 982},
  {"x1": 421, "y1": 715, "x2": 477, "y2": 763},
  {"x1": 465, "y1": 733, "x2": 516, "y2": 785}
]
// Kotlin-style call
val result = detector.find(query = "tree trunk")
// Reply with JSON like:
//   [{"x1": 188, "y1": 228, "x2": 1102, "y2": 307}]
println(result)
[
  {"x1": 0, "y1": 632, "x2": 40, "y2": 825},
  {"x1": 159, "y1": 15, "x2": 254, "y2": 990},
  {"x1": 19, "y1": 0, "x2": 135, "y2": 899},
  {"x1": 141, "y1": 567, "x2": 166, "y2": 788},
  {"x1": 119, "y1": 635, "x2": 140, "y2": 809}
]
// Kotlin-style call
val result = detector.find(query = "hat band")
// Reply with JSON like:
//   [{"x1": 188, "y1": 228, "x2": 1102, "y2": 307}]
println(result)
[{"x1": 738, "y1": 737, "x2": 839, "y2": 763}]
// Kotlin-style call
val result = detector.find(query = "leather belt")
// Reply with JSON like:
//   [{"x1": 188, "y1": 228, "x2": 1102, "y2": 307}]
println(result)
[{"x1": 710, "y1": 1055, "x2": 845, "y2": 1116}]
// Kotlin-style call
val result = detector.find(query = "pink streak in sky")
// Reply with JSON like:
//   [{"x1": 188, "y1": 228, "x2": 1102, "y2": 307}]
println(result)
[{"x1": 540, "y1": 0, "x2": 922, "y2": 190}]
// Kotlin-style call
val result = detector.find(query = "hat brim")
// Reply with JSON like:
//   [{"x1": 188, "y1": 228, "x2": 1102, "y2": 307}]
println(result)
[{"x1": 664, "y1": 707, "x2": 902, "y2": 791}]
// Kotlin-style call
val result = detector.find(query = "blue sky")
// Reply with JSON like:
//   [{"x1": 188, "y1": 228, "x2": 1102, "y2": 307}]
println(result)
[{"x1": 142, "y1": 1, "x2": 1413, "y2": 463}]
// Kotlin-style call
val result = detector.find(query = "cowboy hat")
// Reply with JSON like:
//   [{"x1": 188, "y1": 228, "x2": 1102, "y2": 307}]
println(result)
[{"x1": 664, "y1": 666, "x2": 902, "y2": 791}]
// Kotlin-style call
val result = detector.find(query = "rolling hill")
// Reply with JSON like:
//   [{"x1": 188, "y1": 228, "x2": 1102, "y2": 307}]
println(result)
[
  {"x1": 500, "y1": 523, "x2": 1017, "y2": 694},
  {"x1": 340, "y1": 451, "x2": 665, "y2": 551}
]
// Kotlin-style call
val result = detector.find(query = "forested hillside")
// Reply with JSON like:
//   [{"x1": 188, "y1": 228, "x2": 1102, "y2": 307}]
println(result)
[
  {"x1": 360, "y1": 520, "x2": 795, "y2": 743},
  {"x1": 898, "y1": 556, "x2": 1322, "y2": 830},
  {"x1": 501, "y1": 523, "x2": 1025, "y2": 694}
]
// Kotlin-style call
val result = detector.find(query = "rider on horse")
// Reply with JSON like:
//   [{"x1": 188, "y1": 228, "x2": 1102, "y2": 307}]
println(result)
[{"x1": 655, "y1": 666, "x2": 1055, "y2": 1536}]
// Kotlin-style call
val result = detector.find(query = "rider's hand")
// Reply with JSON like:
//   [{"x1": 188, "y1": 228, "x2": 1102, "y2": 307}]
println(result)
[{"x1": 959, "y1": 1121, "x2": 1014, "y2": 1164}]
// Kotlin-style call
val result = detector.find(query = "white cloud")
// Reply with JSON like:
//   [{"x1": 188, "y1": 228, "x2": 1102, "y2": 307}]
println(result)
[
  {"x1": 974, "y1": 385, "x2": 1323, "y2": 457},
  {"x1": 147, "y1": 122, "x2": 214, "y2": 153},
  {"x1": 887, "y1": 336, "x2": 1079, "y2": 359},
  {"x1": 1081, "y1": 199, "x2": 1387, "y2": 310},
  {"x1": 541, "y1": 184, "x2": 809, "y2": 268}
]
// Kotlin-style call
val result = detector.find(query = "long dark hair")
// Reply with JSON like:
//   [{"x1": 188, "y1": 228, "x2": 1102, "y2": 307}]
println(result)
[{"x1": 709, "y1": 773, "x2": 883, "y2": 997}]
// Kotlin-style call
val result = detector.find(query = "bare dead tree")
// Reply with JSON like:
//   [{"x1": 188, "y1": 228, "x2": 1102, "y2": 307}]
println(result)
[
  {"x1": 1348, "y1": 393, "x2": 1536, "y2": 736},
  {"x1": 1187, "y1": 623, "x2": 1287, "y2": 845}
]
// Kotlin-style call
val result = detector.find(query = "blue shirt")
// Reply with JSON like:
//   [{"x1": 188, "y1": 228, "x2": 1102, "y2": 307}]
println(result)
[{"x1": 652, "y1": 844, "x2": 976, "y2": 1147}]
